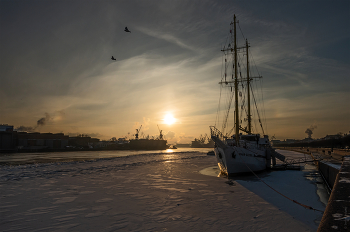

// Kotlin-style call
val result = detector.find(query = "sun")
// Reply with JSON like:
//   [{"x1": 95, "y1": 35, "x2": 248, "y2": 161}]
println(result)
[{"x1": 163, "y1": 113, "x2": 176, "y2": 125}]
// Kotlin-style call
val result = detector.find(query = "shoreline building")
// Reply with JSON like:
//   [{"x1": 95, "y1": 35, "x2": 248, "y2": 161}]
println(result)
[
  {"x1": 17, "y1": 132, "x2": 69, "y2": 151},
  {"x1": 0, "y1": 124, "x2": 17, "y2": 152},
  {"x1": 0, "y1": 124, "x2": 70, "y2": 152}
]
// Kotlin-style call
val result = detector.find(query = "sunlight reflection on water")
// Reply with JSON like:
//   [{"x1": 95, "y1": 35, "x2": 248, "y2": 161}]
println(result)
[
  {"x1": 0, "y1": 148, "x2": 213, "y2": 165},
  {"x1": 162, "y1": 153, "x2": 176, "y2": 161}
]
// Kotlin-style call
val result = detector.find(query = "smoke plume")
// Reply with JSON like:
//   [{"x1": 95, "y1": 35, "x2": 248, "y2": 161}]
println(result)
[
  {"x1": 305, "y1": 124, "x2": 317, "y2": 139},
  {"x1": 37, "y1": 113, "x2": 52, "y2": 126},
  {"x1": 15, "y1": 111, "x2": 62, "y2": 132},
  {"x1": 15, "y1": 126, "x2": 36, "y2": 132}
]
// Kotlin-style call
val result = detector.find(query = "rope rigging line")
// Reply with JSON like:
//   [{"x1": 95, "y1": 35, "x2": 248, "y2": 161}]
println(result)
[
  {"x1": 240, "y1": 54, "x2": 250, "y2": 129},
  {"x1": 253, "y1": 78, "x2": 264, "y2": 134},
  {"x1": 259, "y1": 77, "x2": 268, "y2": 135},
  {"x1": 251, "y1": 99, "x2": 258, "y2": 133},
  {"x1": 237, "y1": 23, "x2": 268, "y2": 135},
  {"x1": 247, "y1": 48, "x2": 267, "y2": 135},
  {"x1": 215, "y1": 77, "x2": 224, "y2": 128},
  {"x1": 238, "y1": 21, "x2": 246, "y2": 42},
  {"x1": 250, "y1": 50, "x2": 267, "y2": 134},
  {"x1": 239, "y1": 96, "x2": 246, "y2": 126},
  {"x1": 236, "y1": 54, "x2": 246, "y2": 130},
  {"x1": 250, "y1": 84, "x2": 265, "y2": 135},
  {"x1": 222, "y1": 89, "x2": 235, "y2": 134},
  {"x1": 217, "y1": 16, "x2": 269, "y2": 136},
  {"x1": 236, "y1": 155, "x2": 324, "y2": 213},
  {"x1": 218, "y1": 43, "x2": 234, "y2": 133},
  {"x1": 249, "y1": 49, "x2": 261, "y2": 78},
  {"x1": 215, "y1": 52, "x2": 227, "y2": 128}
]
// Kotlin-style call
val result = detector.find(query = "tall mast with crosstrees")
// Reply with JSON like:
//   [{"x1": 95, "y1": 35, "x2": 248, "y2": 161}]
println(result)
[
  {"x1": 246, "y1": 39, "x2": 252, "y2": 135},
  {"x1": 234, "y1": 15, "x2": 239, "y2": 144}
]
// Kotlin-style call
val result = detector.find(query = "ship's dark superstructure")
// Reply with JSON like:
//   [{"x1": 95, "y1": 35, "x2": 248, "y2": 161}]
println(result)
[
  {"x1": 128, "y1": 139, "x2": 168, "y2": 150},
  {"x1": 127, "y1": 125, "x2": 168, "y2": 150},
  {"x1": 191, "y1": 134, "x2": 214, "y2": 148}
]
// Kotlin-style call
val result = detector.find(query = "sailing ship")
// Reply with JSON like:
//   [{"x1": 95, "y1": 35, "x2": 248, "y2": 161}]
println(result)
[{"x1": 210, "y1": 15, "x2": 284, "y2": 175}]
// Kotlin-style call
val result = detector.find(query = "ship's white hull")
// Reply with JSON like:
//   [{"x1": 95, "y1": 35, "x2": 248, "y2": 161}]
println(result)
[{"x1": 214, "y1": 144, "x2": 267, "y2": 175}]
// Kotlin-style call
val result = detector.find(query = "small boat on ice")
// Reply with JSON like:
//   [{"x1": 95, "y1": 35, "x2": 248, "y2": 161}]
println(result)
[
  {"x1": 210, "y1": 15, "x2": 285, "y2": 175},
  {"x1": 207, "y1": 151, "x2": 215, "y2": 156}
]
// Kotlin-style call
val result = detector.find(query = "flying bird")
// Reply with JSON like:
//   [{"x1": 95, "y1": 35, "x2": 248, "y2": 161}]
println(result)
[
  {"x1": 111, "y1": 56, "x2": 116, "y2": 61},
  {"x1": 124, "y1": 27, "x2": 131, "y2": 33}
]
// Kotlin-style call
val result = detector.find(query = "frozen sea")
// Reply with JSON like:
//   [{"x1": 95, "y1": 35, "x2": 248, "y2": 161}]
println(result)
[
  {"x1": 0, "y1": 148, "x2": 213, "y2": 166},
  {"x1": 0, "y1": 148, "x2": 328, "y2": 231}
]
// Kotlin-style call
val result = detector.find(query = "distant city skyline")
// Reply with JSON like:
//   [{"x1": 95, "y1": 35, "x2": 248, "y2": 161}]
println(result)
[{"x1": 1, "y1": 0, "x2": 349, "y2": 143}]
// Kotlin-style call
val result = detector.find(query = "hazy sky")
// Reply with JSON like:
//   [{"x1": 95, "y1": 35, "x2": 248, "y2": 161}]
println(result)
[{"x1": 1, "y1": 0, "x2": 349, "y2": 142}]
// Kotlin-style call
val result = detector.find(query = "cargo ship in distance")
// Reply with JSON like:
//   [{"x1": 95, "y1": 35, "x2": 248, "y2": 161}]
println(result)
[
  {"x1": 127, "y1": 125, "x2": 168, "y2": 150},
  {"x1": 191, "y1": 134, "x2": 214, "y2": 148}
]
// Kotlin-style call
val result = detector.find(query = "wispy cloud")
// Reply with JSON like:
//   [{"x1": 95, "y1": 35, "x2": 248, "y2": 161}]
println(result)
[
  {"x1": 1, "y1": 1, "x2": 349, "y2": 140},
  {"x1": 137, "y1": 27, "x2": 197, "y2": 52}
]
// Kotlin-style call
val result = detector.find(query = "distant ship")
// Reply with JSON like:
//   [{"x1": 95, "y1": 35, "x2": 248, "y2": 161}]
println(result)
[
  {"x1": 175, "y1": 143, "x2": 191, "y2": 148},
  {"x1": 191, "y1": 134, "x2": 214, "y2": 148},
  {"x1": 210, "y1": 15, "x2": 284, "y2": 175},
  {"x1": 128, "y1": 139, "x2": 168, "y2": 150},
  {"x1": 127, "y1": 125, "x2": 168, "y2": 150}
]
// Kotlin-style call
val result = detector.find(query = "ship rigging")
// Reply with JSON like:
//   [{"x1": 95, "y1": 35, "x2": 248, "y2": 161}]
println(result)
[{"x1": 210, "y1": 15, "x2": 285, "y2": 175}]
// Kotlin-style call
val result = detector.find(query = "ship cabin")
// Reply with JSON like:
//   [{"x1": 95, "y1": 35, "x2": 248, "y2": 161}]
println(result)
[
  {"x1": 240, "y1": 134, "x2": 259, "y2": 141},
  {"x1": 258, "y1": 135, "x2": 270, "y2": 145}
]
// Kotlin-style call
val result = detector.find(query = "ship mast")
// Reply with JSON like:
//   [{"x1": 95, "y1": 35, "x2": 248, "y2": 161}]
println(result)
[
  {"x1": 246, "y1": 39, "x2": 251, "y2": 134},
  {"x1": 214, "y1": 15, "x2": 264, "y2": 141},
  {"x1": 233, "y1": 15, "x2": 239, "y2": 144}
]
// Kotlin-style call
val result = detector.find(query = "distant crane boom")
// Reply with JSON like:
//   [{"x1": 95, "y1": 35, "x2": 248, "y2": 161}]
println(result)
[
  {"x1": 135, "y1": 125, "x2": 142, "y2": 139},
  {"x1": 157, "y1": 124, "x2": 163, "y2": 140}
]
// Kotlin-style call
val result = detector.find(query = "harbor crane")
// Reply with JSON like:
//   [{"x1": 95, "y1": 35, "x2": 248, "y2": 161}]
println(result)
[
  {"x1": 157, "y1": 124, "x2": 163, "y2": 140},
  {"x1": 135, "y1": 125, "x2": 142, "y2": 139}
]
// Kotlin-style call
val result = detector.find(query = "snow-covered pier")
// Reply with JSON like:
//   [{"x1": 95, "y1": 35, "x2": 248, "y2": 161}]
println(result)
[{"x1": 318, "y1": 156, "x2": 350, "y2": 232}]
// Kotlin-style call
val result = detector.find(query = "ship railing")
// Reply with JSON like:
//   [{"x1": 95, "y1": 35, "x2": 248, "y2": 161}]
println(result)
[
  {"x1": 209, "y1": 126, "x2": 225, "y2": 141},
  {"x1": 277, "y1": 154, "x2": 323, "y2": 167}
]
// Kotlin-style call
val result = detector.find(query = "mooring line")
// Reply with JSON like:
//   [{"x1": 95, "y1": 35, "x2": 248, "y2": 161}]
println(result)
[{"x1": 237, "y1": 154, "x2": 324, "y2": 213}]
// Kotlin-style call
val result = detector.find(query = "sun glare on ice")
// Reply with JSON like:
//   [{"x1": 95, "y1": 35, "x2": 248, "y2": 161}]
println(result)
[{"x1": 163, "y1": 114, "x2": 176, "y2": 125}]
